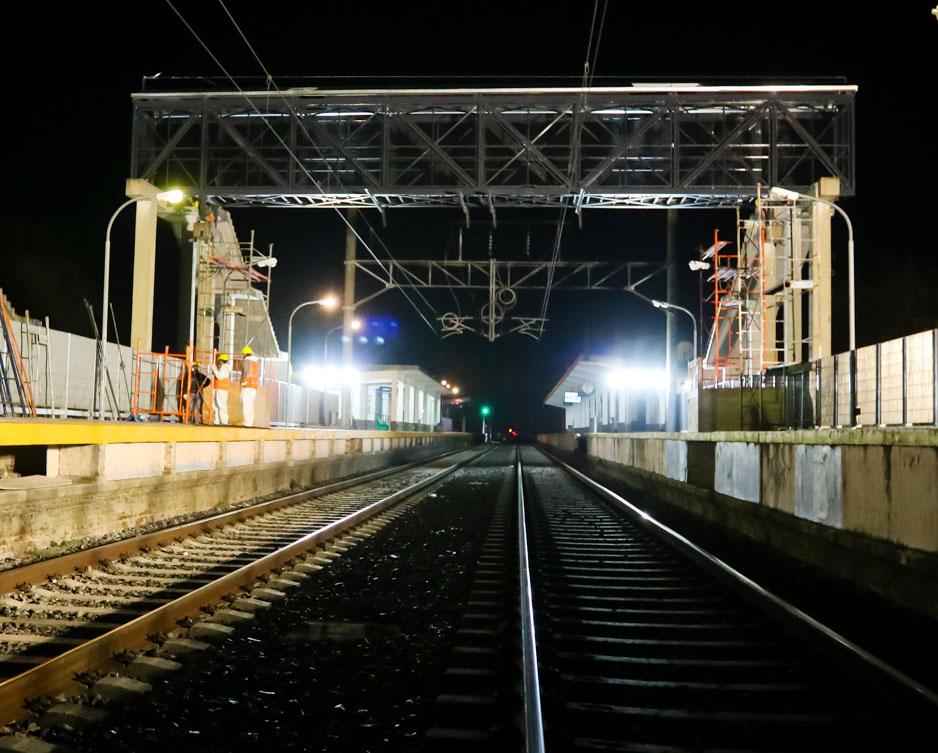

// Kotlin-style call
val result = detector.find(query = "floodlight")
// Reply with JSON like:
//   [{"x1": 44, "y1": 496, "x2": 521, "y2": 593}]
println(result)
[
  {"x1": 156, "y1": 189, "x2": 185, "y2": 204},
  {"x1": 769, "y1": 186, "x2": 801, "y2": 202}
]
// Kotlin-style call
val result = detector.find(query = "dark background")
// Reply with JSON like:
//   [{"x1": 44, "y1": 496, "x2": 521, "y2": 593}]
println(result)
[{"x1": 3, "y1": 3, "x2": 936, "y2": 434}]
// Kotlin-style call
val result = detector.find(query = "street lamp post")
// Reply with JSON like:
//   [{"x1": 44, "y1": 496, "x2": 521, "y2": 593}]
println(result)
[
  {"x1": 770, "y1": 186, "x2": 855, "y2": 352},
  {"x1": 99, "y1": 188, "x2": 184, "y2": 420},
  {"x1": 287, "y1": 296, "x2": 339, "y2": 384},
  {"x1": 651, "y1": 300, "x2": 699, "y2": 367},
  {"x1": 652, "y1": 300, "x2": 699, "y2": 432}
]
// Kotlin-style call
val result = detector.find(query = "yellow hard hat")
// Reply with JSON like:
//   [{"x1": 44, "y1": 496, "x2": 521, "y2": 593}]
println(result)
[
  {"x1": 241, "y1": 346, "x2": 253, "y2": 356},
  {"x1": 218, "y1": 353, "x2": 229, "y2": 362}
]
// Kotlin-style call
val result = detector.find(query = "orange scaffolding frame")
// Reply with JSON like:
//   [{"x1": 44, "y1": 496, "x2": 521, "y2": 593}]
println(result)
[
  {"x1": 708, "y1": 229, "x2": 739, "y2": 373},
  {"x1": 132, "y1": 345, "x2": 194, "y2": 423}
]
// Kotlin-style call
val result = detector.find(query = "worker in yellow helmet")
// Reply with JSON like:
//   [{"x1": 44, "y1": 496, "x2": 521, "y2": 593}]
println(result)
[
  {"x1": 240, "y1": 345, "x2": 260, "y2": 427},
  {"x1": 212, "y1": 353, "x2": 231, "y2": 425}
]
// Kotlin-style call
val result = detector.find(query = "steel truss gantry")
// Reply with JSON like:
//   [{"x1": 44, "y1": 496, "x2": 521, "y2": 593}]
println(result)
[
  {"x1": 131, "y1": 85, "x2": 856, "y2": 210},
  {"x1": 352, "y1": 257, "x2": 665, "y2": 341}
]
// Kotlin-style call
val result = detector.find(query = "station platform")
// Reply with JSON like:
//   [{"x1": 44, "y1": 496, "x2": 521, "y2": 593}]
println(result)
[
  {"x1": 0, "y1": 418, "x2": 471, "y2": 561},
  {"x1": 0, "y1": 417, "x2": 448, "y2": 446},
  {"x1": 539, "y1": 428, "x2": 938, "y2": 619}
]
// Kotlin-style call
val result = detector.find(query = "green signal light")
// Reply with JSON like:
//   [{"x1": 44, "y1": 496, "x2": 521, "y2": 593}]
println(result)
[{"x1": 480, "y1": 405, "x2": 491, "y2": 416}]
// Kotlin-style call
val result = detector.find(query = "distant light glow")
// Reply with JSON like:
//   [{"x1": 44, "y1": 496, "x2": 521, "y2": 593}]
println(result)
[
  {"x1": 358, "y1": 335, "x2": 368, "y2": 344},
  {"x1": 301, "y1": 365, "x2": 360, "y2": 390},
  {"x1": 606, "y1": 367, "x2": 668, "y2": 391},
  {"x1": 374, "y1": 336, "x2": 385, "y2": 345}
]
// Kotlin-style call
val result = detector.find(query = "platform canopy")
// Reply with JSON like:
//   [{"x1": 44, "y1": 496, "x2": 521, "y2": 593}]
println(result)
[
  {"x1": 131, "y1": 84, "x2": 856, "y2": 211},
  {"x1": 544, "y1": 356, "x2": 620, "y2": 408}
]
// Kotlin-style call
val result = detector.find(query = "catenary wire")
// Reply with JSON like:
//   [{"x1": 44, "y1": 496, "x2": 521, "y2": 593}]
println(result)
[
  {"x1": 162, "y1": 0, "x2": 440, "y2": 336},
  {"x1": 212, "y1": 0, "x2": 443, "y2": 329}
]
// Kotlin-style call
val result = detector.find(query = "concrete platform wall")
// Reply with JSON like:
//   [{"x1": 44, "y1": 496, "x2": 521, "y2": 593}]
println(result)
[
  {"x1": 0, "y1": 431, "x2": 470, "y2": 560},
  {"x1": 538, "y1": 430, "x2": 938, "y2": 618}
]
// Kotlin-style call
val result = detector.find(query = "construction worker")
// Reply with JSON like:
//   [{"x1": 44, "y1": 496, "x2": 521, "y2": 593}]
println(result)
[
  {"x1": 240, "y1": 345, "x2": 260, "y2": 427},
  {"x1": 212, "y1": 353, "x2": 231, "y2": 425}
]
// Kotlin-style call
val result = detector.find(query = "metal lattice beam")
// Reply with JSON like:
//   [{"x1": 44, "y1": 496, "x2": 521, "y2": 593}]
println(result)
[
  {"x1": 351, "y1": 257, "x2": 666, "y2": 341},
  {"x1": 131, "y1": 85, "x2": 856, "y2": 209}
]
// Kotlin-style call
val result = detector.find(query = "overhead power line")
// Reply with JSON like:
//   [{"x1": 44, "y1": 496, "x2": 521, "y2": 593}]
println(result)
[
  {"x1": 163, "y1": 0, "x2": 441, "y2": 335},
  {"x1": 214, "y1": 0, "x2": 442, "y2": 328}
]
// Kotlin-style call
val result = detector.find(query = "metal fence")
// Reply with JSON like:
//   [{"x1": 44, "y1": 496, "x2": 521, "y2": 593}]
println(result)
[
  {"x1": 1, "y1": 311, "x2": 338, "y2": 426},
  {"x1": 781, "y1": 329, "x2": 938, "y2": 429}
]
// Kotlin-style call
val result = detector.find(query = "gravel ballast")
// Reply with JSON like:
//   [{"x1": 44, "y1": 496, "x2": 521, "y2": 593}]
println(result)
[{"x1": 50, "y1": 446, "x2": 512, "y2": 752}]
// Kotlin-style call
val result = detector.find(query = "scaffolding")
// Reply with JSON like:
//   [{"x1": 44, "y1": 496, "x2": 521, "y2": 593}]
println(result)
[
  {"x1": 193, "y1": 209, "x2": 280, "y2": 359},
  {"x1": 132, "y1": 345, "x2": 194, "y2": 423},
  {"x1": 0, "y1": 290, "x2": 35, "y2": 417},
  {"x1": 703, "y1": 191, "x2": 824, "y2": 387}
]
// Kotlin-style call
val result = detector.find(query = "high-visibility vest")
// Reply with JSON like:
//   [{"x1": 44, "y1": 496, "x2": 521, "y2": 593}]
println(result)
[
  {"x1": 241, "y1": 357, "x2": 259, "y2": 389},
  {"x1": 213, "y1": 364, "x2": 231, "y2": 391}
]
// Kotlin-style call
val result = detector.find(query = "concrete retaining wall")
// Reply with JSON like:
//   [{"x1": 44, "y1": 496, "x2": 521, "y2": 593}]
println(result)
[
  {"x1": 0, "y1": 432, "x2": 470, "y2": 560},
  {"x1": 538, "y1": 430, "x2": 938, "y2": 618}
]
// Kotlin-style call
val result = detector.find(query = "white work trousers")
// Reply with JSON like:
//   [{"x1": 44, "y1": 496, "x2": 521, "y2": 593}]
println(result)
[
  {"x1": 213, "y1": 389, "x2": 229, "y2": 425},
  {"x1": 242, "y1": 387, "x2": 257, "y2": 427}
]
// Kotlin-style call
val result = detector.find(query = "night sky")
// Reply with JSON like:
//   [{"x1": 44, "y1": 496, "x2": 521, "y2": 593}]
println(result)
[{"x1": 3, "y1": 3, "x2": 937, "y2": 434}]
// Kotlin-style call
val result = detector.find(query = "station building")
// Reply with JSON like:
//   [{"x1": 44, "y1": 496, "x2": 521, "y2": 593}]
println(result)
[
  {"x1": 302, "y1": 364, "x2": 446, "y2": 431},
  {"x1": 544, "y1": 356, "x2": 668, "y2": 432}
]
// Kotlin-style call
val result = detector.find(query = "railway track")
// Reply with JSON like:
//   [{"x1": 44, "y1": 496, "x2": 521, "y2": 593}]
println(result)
[
  {"x1": 432, "y1": 445, "x2": 938, "y2": 752},
  {"x1": 3, "y1": 443, "x2": 935, "y2": 751},
  {"x1": 0, "y1": 446, "x2": 487, "y2": 731}
]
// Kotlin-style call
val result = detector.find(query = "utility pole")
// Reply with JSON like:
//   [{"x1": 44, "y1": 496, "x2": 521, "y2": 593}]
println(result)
[
  {"x1": 342, "y1": 209, "x2": 358, "y2": 426},
  {"x1": 665, "y1": 209, "x2": 678, "y2": 431}
]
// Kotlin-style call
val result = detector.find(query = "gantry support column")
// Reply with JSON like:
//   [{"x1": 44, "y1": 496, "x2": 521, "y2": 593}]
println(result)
[
  {"x1": 809, "y1": 177, "x2": 839, "y2": 360},
  {"x1": 126, "y1": 180, "x2": 159, "y2": 352}
]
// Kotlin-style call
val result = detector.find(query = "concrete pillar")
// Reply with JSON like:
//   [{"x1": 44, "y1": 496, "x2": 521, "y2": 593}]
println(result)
[
  {"x1": 129, "y1": 198, "x2": 158, "y2": 351},
  {"x1": 389, "y1": 379, "x2": 399, "y2": 426},
  {"x1": 810, "y1": 178, "x2": 838, "y2": 360}
]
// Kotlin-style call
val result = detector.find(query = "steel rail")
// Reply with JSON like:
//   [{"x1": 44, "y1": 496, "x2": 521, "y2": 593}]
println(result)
[
  {"x1": 515, "y1": 450, "x2": 545, "y2": 753},
  {"x1": 0, "y1": 447, "x2": 490, "y2": 724},
  {"x1": 0, "y1": 446, "x2": 469, "y2": 594},
  {"x1": 537, "y1": 446, "x2": 938, "y2": 713}
]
